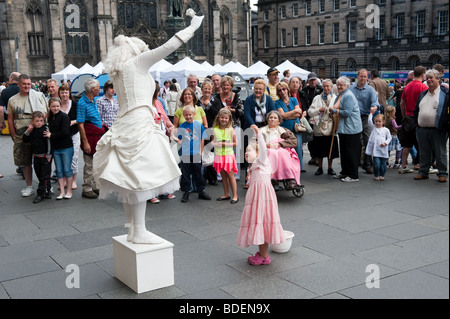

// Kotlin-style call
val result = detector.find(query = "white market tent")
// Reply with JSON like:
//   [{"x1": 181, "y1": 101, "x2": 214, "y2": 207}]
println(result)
[
  {"x1": 91, "y1": 62, "x2": 105, "y2": 76},
  {"x1": 216, "y1": 61, "x2": 247, "y2": 75},
  {"x1": 276, "y1": 60, "x2": 310, "y2": 81},
  {"x1": 77, "y1": 63, "x2": 94, "y2": 74},
  {"x1": 201, "y1": 61, "x2": 214, "y2": 69},
  {"x1": 51, "y1": 64, "x2": 80, "y2": 83},
  {"x1": 240, "y1": 61, "x2": 270, "y2": 80},
  {"x1": 159, "y1": 57, "x2": 215, "y2": 89},
  {"x1": 149, "y1": 59, "x2": 172, "y2": 84}
]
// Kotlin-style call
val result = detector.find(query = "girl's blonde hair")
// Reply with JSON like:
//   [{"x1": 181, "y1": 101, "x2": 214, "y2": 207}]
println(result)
[
  {"x1": 385, "y1": 105, "x2": 396, "y2": 124},
  {"x1": 213, "y1": 108, "x2": 234, "y2": 128}
]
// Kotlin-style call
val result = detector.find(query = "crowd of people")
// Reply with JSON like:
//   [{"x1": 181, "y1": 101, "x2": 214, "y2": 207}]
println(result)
[{"x1": 0, "y1": 63, "x2": 448, "y2": 206}]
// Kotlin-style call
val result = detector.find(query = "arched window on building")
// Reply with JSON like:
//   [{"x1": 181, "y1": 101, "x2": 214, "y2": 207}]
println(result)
[
  {"x1": 303, "y1": 60, "x2": 312, "y2": 72},
  {"x1": 64, "y1": 0, "x2": 90, "y2": 55},
  {"x1": 331, "y1": 59, "x2": 339, "y2": 78},
  {"x1": 186, "y1": 1, "x2": 205, "y2": 56},
  {"x1": 389, "y1": 57, "x2": 401, "y2": 71},
  {"x1": 317, "y1": 59, "x2": 326, "y2": 78},
  {"x1": 220, "y1": 6, "x2": 232, "y2": 57},
  {"x1": 25, "y1": 0, "x2": 46, "y2": 56},
  {"x1": 408, "y1": 55, "x2": 421, "y2": 69},
  {"x1": 370, "y1": 57, "x2": 381, "y2": 71},
  {"x1": 429, "y1": 54, "x2": 443, "y2": 67},
  {"x1": 347, "y1": 58, "x2": 357, "y2": 71}
]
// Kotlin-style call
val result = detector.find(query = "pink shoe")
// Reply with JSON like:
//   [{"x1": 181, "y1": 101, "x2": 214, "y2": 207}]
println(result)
[{"x1": 248, "y1": 252, "x2": 271, "y2": 265}]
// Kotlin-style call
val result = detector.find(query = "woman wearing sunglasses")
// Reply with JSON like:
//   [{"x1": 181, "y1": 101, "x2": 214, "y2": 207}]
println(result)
[{"x1": 274, "y1": 82, "x2": 305, "y2": 171}]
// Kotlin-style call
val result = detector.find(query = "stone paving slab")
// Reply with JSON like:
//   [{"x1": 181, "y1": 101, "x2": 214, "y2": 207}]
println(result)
[
  {"x1": 0, "y1": 135, "x2": 448, "y2": 300},
  {"x1": 339, "y1": 269, "x2": 449, "y2": 299}
]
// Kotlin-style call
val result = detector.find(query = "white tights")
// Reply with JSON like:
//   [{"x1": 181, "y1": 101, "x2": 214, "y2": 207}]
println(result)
[{"x1": 123, "y1": 201, "x2": 163, "y2": 244}]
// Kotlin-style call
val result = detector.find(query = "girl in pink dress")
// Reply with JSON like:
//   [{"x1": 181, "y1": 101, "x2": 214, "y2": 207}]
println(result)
[
  {"x1": 237, "y1": 126, "x2": 286, "y2": 265},
  {"x1": 212, "y1": 109, "x2": 239, "y2": 204}
]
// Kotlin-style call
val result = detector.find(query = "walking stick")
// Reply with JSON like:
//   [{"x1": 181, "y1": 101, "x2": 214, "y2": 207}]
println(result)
[
  {"x1": 329, "y1": 94, "x2": 342, "y2": 160},
  {"x1": 329, "y1": 111, "x2": 339, "y2": 160}
]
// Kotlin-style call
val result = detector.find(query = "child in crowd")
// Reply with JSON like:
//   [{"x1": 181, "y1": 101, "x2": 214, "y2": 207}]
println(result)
[
  {"x1": 366, "y1": 107, "x2": 392, "y2": 181},
  {"x1": 166, "y1": 83, "x2": 179, "y2": 123},
  {"x1": 212, "y1": 108, "x2": 239, "y2": 204},
  {"x1": 237, "y1": 126, "x2": 285, "y2": 265},
  {"x1": 45, "y1": 97, "x2": 74, "y2": 199},
  {"x1": 385, "y1": 105, "x2": 402, "y2": 168},
  {"x1": 172, "y1": 105, "x2": 211, "y2": 203},
  {"x1": 23, "y1": 111, "x2": 53, "y2": 203}
]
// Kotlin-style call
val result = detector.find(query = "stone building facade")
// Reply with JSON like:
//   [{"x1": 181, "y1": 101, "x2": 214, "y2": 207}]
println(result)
[
  {"x1": 256, "y1": 0, "x2": 449, "y2": 78},
  {"x1": 0, "y1": 0, "x2": 252, "y2": 81}
]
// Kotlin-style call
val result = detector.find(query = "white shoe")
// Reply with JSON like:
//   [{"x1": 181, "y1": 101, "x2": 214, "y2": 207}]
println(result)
[
  {"x1": 21, "y1": 186, "x2": 35, "y2": 197},
  {"x1": 399, "y1": 167, "x2": 414, "y2": 174},
  {"x1": 341, "y1": 176, "x2": 359, "y2": 183}
]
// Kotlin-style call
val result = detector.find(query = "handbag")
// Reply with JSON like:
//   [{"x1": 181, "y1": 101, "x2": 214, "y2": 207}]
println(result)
[
  {"x1": 294, "y1": 122, "x2": 307, "y2": 133},
  {"x1": 201, "y1": 147, "x2": 215, "y2": 166},
  {"x1": 318, "y1": 109, "x2": 333, "y2": 136},
  {"x1": 297, "y1": 116, "x2": 313, "y2": 133}
]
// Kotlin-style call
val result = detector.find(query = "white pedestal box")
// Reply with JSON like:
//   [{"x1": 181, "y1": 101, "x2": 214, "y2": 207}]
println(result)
[{"x1": 112, "y1": 234, "x2": 175, "y2": 294}]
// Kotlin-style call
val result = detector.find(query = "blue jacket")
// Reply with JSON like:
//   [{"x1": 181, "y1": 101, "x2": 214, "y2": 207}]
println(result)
[
  {"x1": 243, "y1": 94, "x2": 275, "y2": 130},
  {"x1": 414, "y1": 85, "x2": 449, "y2": 134},
  {"x1": 333, "y1": 88, "x2": 363, "y2": 135}
]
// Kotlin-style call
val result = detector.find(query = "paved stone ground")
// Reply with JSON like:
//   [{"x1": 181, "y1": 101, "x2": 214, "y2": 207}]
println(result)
[{"x1": 0, "y1": 134, "x2": 448, "y2": 299}]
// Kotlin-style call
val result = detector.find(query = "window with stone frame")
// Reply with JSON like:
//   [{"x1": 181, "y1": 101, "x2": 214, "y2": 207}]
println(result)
[
  {"x1": 220, "y1": 6, "x2": 232, "y2": 57},
  {"x1": 64, "y1": 0, "x2": 90, "y2": 55},
  {"x1": 117, "y1": 0, "x2": 158, "y2": 29},
  {"x1": 186, "y1": 1, "x2": 205, "y2": 56},
  {"x1": 331, "y1": 59, "x2": 339, "y2": 78},
  {"x1": 25, "y1": 0, "x2": 46, "y2": 56}
]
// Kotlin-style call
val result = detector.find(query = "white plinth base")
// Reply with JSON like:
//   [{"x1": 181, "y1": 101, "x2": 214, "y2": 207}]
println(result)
[{"x1": 112, "y1": 234, "x2": 174, "y2": 294}]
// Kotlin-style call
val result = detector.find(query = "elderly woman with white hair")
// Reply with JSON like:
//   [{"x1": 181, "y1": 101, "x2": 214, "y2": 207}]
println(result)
[
  {"x1": 308, "y1": 79, "x2": 339, "y2": 176},
  {"x1": 328, "y1": 76, "x2": 362, "y2": 182},
  {"x1": 93, "y1": 10, "x2": 204, "y2": 244}
]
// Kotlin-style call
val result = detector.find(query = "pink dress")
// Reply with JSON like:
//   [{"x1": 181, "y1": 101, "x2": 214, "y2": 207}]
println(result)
[
  {"x1": 237, "y1": 132, "x2": 285, "y2": 248},
  {"x1": 267, "y1": 138, "x2": 300, "y2": 185}
]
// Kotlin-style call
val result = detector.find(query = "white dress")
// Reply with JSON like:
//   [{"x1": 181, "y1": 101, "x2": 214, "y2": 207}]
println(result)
[{"x1": 93, "y1": 34, "x2": 193, "y2": 204}]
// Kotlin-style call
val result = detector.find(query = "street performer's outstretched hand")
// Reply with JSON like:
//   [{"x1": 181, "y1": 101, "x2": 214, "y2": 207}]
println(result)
[{"x1": 186, "y1": 8, "x2": 204, "y2": 31}]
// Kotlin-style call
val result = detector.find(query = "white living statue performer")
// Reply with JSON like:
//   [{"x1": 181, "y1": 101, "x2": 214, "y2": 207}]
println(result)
[{"x1": 93, "y1": 9, "x2": 204, "y2": 244}]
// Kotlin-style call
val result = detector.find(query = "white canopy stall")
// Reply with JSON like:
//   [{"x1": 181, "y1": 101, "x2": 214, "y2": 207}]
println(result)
[
  {"x1": 159, "y1": 57, "x2": 214, "y2": 89},
  {"x1": 51, "y1": 64, "x2": 80, "y2": 83},
  {"x1": 239, "y1": 61, "x2": 270, "y2": 81},
  {"x1": 276, "y1": 60, "x2": 310, "y2": 81}
]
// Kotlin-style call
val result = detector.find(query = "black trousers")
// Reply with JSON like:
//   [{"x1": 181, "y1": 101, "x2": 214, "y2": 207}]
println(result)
[
  {"x1": 33, "y1": 156, "x2": 52, "y2": 195},
  {"x1": 339, "y1": 133, "x2": 361, "y2": 179},
  {"x1": 180, "y1": 154, "x2": 205, "y2": 193}
]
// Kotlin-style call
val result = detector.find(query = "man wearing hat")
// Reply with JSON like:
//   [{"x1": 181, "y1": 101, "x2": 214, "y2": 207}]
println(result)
[
  {"x1": 266, "y1": 68, "x2": 280, "y2": 102},
  {"x1": 303, "y1": 72, "x2": 323, "y2": 108},
  {"x1": 303, "y1": 72, "x2": 323, "y2": 167}
]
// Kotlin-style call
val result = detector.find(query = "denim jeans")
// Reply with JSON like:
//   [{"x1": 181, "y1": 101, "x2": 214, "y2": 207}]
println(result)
[
  {"x1": 53, "y1": 147, "x2": 74, "y2": 179},
  {"x1": 373, "y1": 156, "x2": 388, "y2": 177},
  {"x1": 294, "y1": 132, "x2": 303, "y2": 170}
]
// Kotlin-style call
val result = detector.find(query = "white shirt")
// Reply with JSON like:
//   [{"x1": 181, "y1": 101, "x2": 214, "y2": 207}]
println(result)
[{"x1": 418, "y1": 86, "x2": 440, "y2": 128}]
